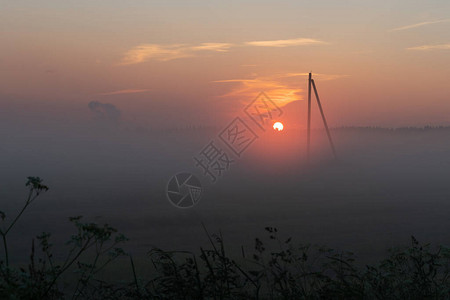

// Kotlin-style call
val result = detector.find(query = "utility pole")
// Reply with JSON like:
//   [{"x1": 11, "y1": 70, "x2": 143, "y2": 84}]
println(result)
[
  {"x1": 311, "y1": 79, "x2": 337, "y2": 159},
  {"x1": 307, "y1": 72, "x2": 312, "y2": 161},
  {"x1": 306, "y1": 73, "x2": 337, "y2": 161}
]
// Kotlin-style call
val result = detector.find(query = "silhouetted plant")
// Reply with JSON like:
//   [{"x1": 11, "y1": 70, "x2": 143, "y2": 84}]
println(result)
[
  {"x1": 0, "y1": 177, "x2": 128, "y2": 300},
  {"x1": 0, "y1": 177, "x2": 48, "y2": 268},
  {"x1": 2, "y1": 177, "x2": 450, "y2": 299},
  {"x1": 363, "y1": 236, "x2": 450, "y2": 299}
]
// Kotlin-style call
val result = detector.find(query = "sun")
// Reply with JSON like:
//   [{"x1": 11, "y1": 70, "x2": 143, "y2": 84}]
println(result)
[{"x1": 273, "y1": 121, "x2": 284, "y2": 131}]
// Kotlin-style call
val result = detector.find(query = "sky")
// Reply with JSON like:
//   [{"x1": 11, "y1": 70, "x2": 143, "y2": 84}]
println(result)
[{"x1": 1, "y1": 0, "x2": 450, "y2": 129}]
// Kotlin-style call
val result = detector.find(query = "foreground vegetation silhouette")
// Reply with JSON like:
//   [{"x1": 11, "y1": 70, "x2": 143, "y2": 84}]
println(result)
[{"x1": 1, "y1": 178, "x2": 450, "y2": 299}]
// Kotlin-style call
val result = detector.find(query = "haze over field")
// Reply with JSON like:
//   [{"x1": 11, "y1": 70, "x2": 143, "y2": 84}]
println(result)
[{"x1": 2, "y1": 121, "x2": 450, "y2": 266}]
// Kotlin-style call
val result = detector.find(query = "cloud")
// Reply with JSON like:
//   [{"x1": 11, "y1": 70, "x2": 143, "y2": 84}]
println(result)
[
  {"x1": 245, "y1": 38, "x2": 327, "y2": 47},
  {"x1": 120, "y1": 42, "x2": 234, "y2": 65},
  {"x1": 88, "y1": 101, "x2": 121, "y2": 125},
  {"x1": 213, "y1": 77, "x2": 302, "y2": 107},
  {"x1": 213, "y1": 72, "x2": 347, "y2": 107},
  {"x1": 97, "y1": 89, "x2": 150, "y2": 96},
  {"x1": 120, "y1": 37, "x2": 328, "y2": 65},
  {"x1": 190, "y1": 43, "x2": 233, "y2": 52},
  {"x1": 407, "y1": 44, "x2": 450, "y2": 51},
  {"x1": 120, "y1": 44, "x2": 192, "y2": 65},
  {"x1": 213, "y1": 79, "x2": 259, "y2": 83},
  {"x1": 390, "y1": 19, "x2": 450, "y2": 32}
]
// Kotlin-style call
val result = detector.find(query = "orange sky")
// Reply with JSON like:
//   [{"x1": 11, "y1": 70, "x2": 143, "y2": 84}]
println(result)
[{"x1": 1, "y1": 0, "x2": 450, "y2": 128}]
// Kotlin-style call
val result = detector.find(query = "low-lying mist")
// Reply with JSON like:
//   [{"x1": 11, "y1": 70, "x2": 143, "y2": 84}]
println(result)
[{"x1": 1, "y1": 104, "x2": 450, "y2": 265}]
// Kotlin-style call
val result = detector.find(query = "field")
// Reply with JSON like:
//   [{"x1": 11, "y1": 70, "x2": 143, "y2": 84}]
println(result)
[{"x1": 2, "y1": 125, "x2": 450, "y2": 263}]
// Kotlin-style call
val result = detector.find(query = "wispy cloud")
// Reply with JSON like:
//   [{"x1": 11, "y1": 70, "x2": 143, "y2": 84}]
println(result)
[
  {"x1": 213, "y1": 79, "x2": 259, "y2": 83},
  {"x1": 213, "y1": 76, "x2": 302, "y2": 107},
  {"x1": 120, "y1": 44, "x2": 192, "y2": 65},
  {"x1": 120, "y1": 42, "x2": 234, "y2": 65},
  {"x1": 390, "y1": 19, "x2": 450, "y2": 32},
  {"x1": 407, "y1": 43, "x2": 450, "y2": 51},
  {"x1": 120, "y1": 37, "x2": 328, "y2": 65},
  {"x1": 213, "y1": 72, "x2": 347, "y2": 107},
  {"x1": 245, "y1": 38, "x2": 327, "y2": 47},
  {"x1": 190, "y1": 43, "x2": 233, "y2": 52},
  {"x1": 97, "y1": 89, "x2": 151, "y2": 96}
]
